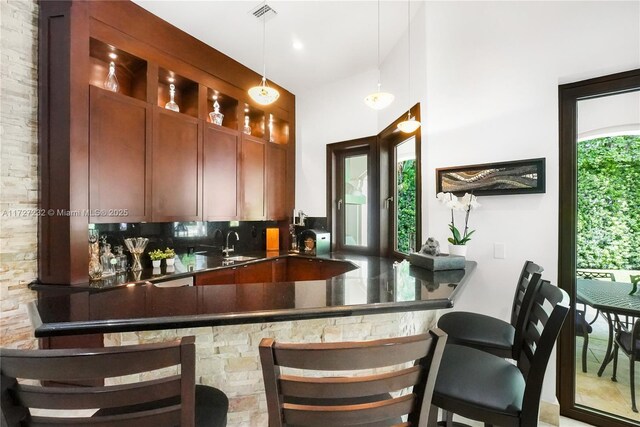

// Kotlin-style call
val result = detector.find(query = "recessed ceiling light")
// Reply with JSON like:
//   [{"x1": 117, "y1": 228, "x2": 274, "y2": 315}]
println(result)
[
  {"x1": 292, "y1": 39, "x2": 304, "y2": 51},
  {"x1": 108, "y1": 52, "x2": 117, "y2": 60}
]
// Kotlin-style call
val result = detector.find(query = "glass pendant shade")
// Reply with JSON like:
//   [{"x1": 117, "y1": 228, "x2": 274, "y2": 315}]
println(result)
[
  {"x1": 364, "y1": 88, "x2": 395, "y2": 110},
  {"x1": 397, "y1": 112, "x2": 421, "y2": 133},
  {"x1": 248, "y1": 77, "x2": 280, "y2": 106}
]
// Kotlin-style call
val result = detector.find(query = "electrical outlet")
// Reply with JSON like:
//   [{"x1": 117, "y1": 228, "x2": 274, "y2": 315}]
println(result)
[{"x1": 494, "y1": 243, "x2": 506, "y2": 259}]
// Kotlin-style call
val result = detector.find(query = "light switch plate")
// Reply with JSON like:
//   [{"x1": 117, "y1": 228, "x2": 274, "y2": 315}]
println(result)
[{"x1": 494, "y1": 242, "x2": 506, "y2": 259}]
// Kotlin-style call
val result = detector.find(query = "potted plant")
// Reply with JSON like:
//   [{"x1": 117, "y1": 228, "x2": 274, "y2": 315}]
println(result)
[
  {"x1": 436, "y1": 192, "x2": 481, "y2": 257},
  {"x1": 164, "y1": 248, "x2": 176, "y2": 266},
  {"x1": 148, "y1": 249, "x2": 166, "y2": 268}
]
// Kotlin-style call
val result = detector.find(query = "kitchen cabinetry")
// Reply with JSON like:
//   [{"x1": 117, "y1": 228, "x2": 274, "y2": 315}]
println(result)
[
  {"x1": 203, "y1": 124, "x2": 239, "y2": 220},
  {"x1": 267, "y1": 144, "x2": 288, "y2": 220},
  {"x1": 89, "y1": 86, "x2": 151, "y2": 223},
  {"x1": 287, "y1": 257, "x2": 355, "y2": 281},
  {"x1": 240, "y1": 135, "x2": 266, "y2": 220},
  {"x1": 39, "y1": 0, "x2": 295, "y2": 284},
  {"x1": 236, "y1": 260, "x2": 273, "y2": 284},
  {"x1": 195, "y1": 267, "x2": 236, "y2": 286},
  {"x1": 152, "y1": 108, "x2": 202, "y2": 221},
  {"x1": 272, "y1": 257, "x2": 287, "y2": 282}
]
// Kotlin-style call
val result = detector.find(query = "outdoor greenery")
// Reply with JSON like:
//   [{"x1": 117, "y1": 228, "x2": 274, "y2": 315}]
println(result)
[
  {"x1": 577, "y1": 135, "x2": 640, "y2": 269},
  {"x1": 397, "y1": 159, "x2": 416, "y2": 253}
]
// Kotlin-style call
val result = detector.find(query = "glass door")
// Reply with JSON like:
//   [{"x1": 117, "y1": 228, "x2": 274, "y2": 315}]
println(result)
[
  {"x1": 392, "y1": 136, "x2": 418, "y2": 255},
  {"x1": 559, "y1": 69, "x2": 640, "y2": 427},
  {"x1": 336, "y1": 148, "x2": 371, "y2": 251}
]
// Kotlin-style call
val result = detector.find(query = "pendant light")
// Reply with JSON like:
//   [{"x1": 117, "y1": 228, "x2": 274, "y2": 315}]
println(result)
[
  {"x1": 397, "y1": 0, "x2": 421, "y2": 133},
  {"x1": 249, "y1": 1, "x2": 280, "y2": 105},
  {"x1": 364, "y1": 0, "x2": 394, "y2": 110}
]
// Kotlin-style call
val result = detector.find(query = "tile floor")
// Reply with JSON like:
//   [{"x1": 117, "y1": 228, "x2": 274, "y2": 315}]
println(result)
[{"x1": 575, "y1": 308, "x2": 640, "y2": 423}]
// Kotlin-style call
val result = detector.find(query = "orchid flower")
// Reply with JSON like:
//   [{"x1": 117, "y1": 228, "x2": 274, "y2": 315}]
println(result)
[{"x1": 437, "y1": 192, "x2": 480, "y2": 245}]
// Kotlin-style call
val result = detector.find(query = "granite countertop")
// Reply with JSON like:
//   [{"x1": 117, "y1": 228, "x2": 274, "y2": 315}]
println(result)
[{"x1": 29, "y1": 253, "x2": 476, "y2": 338}]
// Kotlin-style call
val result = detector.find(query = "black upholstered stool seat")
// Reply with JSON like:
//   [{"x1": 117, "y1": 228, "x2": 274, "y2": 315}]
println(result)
[
  {"x1": 437, "y1": 312, "x2": 514, "y2": 357},
  {"x1": 433, "y1": 344, "x2": 524, "y2": 419},
  {"x1": 437, "y1": 261, "x2": 543, "y2": 361}
]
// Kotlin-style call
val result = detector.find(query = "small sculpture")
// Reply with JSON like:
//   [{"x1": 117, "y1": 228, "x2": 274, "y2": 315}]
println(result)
[{"x1": 420, "y1": 237, "x2": 440, "y2": 256}]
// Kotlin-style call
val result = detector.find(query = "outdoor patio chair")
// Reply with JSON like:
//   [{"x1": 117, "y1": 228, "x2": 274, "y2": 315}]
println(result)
[{"x1": 611, "y1": 318, "x2": 640, "y2": 413}]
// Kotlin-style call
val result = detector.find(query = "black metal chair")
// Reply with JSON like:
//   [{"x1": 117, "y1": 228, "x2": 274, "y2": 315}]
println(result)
[
  {"x1": 611, "y1": 318, "x2": 640, "y2": 413},
  {"x1": 575, "y1": 310, "x2": 592, "y2": 373},
  {"x1": 0, "y1": 336, "x2": 228, "y2": 427},
  {"x1": 432, "y1": 280, "x2": 570, "y2": 427},
  {"x1": 437, "y1": 261, "x2": 543, "y2": 359}
]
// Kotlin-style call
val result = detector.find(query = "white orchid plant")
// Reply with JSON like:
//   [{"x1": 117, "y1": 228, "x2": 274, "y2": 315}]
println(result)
[{"x1": 436, "y1": 192, "x2": 481, "y2": 246}]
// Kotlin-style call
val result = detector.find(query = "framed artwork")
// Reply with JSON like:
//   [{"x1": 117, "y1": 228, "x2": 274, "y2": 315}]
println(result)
[{"x1": 436, "y1": 158, "x2": 546, "y2": 196}]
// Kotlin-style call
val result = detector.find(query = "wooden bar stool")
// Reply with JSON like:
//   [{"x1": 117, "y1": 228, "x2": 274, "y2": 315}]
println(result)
[
  {"x1": 259, "y1": 330, "x2": 447, "y2": 426},
  {"x1": 437, "y1": 261, "x2": 543, "y2": 359},
  {"x1": 0, "y1": 336, "x2": 228, "y2": 427}
]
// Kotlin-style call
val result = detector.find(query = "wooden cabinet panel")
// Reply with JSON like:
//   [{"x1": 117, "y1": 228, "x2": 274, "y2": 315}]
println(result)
[
  {"x1": 267, "y1": 144, "x2": 288, "y2": 220},
  {"x1": 89, "y1": 87, "x2": 151, "y2": 223},
  {"x1": 236, "y1": 260, "x2": 273, "y2": 284},
  {"x1": 287, "y1": 257, "x2": 323, "y2": 281},
  {"x1": 203, "y1": 125, "x2": 239, "y2": 220},
  {"x1": 152, "y1": 108, "x2": 201, "y2": 221},
  {"x1": 272, "y1": 257, "x2": 287, "y2": 282},
  {"x1": 195, "y1": 268, "x2": 237, "y2": 286},
  {"x1": 240, "y1": 135, "x2": 265, "y2": 220}
]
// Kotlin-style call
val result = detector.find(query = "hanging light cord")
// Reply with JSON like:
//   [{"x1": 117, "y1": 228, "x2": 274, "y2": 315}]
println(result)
[
  {"x1": 262, "y1": 0, "x2": 267, "y2": 81},
  {"x1": 407, "y1": 0, "x2": 411, "y2": 108},
  {"x1": 377, "y1": 0, "x2": 381, "y2": 87}
]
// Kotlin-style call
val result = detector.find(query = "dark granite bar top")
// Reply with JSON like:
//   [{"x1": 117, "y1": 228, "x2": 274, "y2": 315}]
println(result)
[{"x1": 29, "y1": 253, "x2": 476, "y2": 338}]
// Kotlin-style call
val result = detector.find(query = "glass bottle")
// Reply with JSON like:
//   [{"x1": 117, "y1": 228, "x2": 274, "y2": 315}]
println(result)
[
  {"x1": 243, "y1": 115, "x2": 251, "y2": 135},
  {"x1": 115, "y1": 245, "x2": 128, "y2": 273},
  {"x1": 165, "y1": 83, "x2": 180, "y2": 112},
  {"x1": 88, "y1": 229, "x2": 102, "y2": 280},
  {"x1": 209, "y1": 97, "x2": 224, "y2": 126},
  {"x1": 100, "y1": 242, "x2": 116, "y2": 277},
  {"x1": 103, "y1": 61, "x2": 119, "y2": 92}
]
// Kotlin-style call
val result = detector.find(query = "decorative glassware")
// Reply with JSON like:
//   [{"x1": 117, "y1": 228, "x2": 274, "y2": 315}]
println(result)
[
  {"x1": 103, "y1": 61, "x2": 119, "y2": 92},
  {"x1": 115, "y1": 245, "x2": 128, "y2": 273},
  {"x1": 268, "y1": 114, "x2": 275, "y2": 143},
  {"x1": 88, "y1": 229, "x2": 102, "y2": 281},
  {"x1": 100, "y1": 239, "x2": 116, "y2": 277},
  {"x1": 209, "y1": 97, "x2": 224, "y2": 126},
  {"x1": 124, "y1": 237, "x2": 149, "y2": 272},
  {"x1": 165, "y1": 83, "x2": 180, "y2": 112},
  {"x1": 243, "y1": 115, "x2": 251, "y2": 135}
]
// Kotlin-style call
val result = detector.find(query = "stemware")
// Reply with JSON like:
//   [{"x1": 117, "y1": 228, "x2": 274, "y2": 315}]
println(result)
[{"x1": 124, "y1": 237, "x2": 149, "y2": 272}]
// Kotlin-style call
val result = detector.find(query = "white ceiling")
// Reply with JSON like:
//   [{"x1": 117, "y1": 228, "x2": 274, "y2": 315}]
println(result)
[{"x1": 132, "y1": 0, "x2": 420, "y2": 95}]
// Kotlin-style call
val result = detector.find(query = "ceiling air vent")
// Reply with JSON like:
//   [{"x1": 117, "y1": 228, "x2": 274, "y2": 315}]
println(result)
[{"x1": 250, "y1": 3, "x2": 277, "y2": 22}]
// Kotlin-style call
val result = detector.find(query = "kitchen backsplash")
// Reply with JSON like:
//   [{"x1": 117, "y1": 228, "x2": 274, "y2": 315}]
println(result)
[{"x1": 93, "y1": 218, "x2": 327, "y2": 268}]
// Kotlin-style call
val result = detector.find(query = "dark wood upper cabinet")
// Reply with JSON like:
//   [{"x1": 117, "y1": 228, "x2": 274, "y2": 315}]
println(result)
[
  {"x1": 267, "y1": 144, "x2": 288, "y2": 220},
  {"x1": 89, "y1": 86, "x2": 151, "y2": 223},
  {"x1": 152, "y1": 108, "x2": 202, "y2": 222},
  {"x1": 240, "y1": 135, "x2": 266, "y2": 220},
  {"x1": 38, "y1": 0, "x2": 295, "y2": 284},
  {"x1": 203, "y1": 125, "x2": 239, "y2": 220}
]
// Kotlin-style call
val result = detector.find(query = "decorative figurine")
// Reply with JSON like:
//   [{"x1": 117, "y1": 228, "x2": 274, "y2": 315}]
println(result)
[{"x1": 420, "y1": 237, "x2": 441, "y2": 256}]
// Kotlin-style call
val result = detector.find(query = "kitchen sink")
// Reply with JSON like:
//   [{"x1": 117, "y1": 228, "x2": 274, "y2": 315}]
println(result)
[{"x1": 223, "y1": 255, "x2": 257, "y2": 263}]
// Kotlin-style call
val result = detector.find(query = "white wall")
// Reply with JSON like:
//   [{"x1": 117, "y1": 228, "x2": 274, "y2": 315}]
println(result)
[
  {"x1": 295, "y1": 68, "x2": 379, "y2": 216},
  {"x1": 296, "y1": 0, "x2": 640, "y2": 407}
]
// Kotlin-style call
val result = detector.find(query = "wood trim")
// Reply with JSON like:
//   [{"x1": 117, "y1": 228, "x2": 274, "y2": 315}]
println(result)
[{"x1": 557, "y1": 68, "x2": 640, "y2": 427}]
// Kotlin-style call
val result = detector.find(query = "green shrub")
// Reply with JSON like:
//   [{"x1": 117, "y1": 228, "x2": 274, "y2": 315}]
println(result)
[{"x1": 577, "y1": 135, "x2": 639, "y2": 269}]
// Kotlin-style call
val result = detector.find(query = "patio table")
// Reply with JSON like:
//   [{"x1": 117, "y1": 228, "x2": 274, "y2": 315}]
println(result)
[{"x1": 576, "y1": 278, "x2": 640, "y2": 377}]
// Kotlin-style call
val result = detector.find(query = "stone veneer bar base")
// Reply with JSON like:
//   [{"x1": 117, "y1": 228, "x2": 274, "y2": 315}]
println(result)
[{"x1": 104, "y1": 310, "x2": 436, "y2": 427}]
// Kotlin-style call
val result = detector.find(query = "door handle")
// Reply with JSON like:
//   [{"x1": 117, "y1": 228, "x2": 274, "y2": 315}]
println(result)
[
  {"x1": 337, "y1": 199, "x2": 343, "y2": 210},
  {"x1": 385, "y1": 197, "x2": 394, "y2": 209}
]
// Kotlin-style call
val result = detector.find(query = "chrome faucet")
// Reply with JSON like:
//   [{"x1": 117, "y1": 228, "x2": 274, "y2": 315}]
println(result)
[{"x1": 222, "y1": 231, "x2": 239, "y2": 257}]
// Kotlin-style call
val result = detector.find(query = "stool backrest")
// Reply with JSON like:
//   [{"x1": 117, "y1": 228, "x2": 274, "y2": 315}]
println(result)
[
  {"x1": 510, "y1": 261, "x2": 544, "y2": 327},
  {"x1": 518, "y1": 280, "x2": 570, "y2": 422},
  {"x1": 1, "y1": 336, "x2": 196, "y2": 427},
  {"x1": 259, "y1": 329, "x2": 447, "y2": 427}
]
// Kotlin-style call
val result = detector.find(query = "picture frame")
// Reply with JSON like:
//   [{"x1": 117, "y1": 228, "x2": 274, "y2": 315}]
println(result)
[{"x1": 436, "y1": 158, "x2": 546, "y2": 196}]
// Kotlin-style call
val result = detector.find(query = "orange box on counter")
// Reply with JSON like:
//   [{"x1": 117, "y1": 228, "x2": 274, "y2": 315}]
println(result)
[{"x1": 266, "y1": 228, "x2": 279, "y2": 251}]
